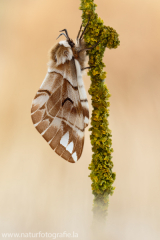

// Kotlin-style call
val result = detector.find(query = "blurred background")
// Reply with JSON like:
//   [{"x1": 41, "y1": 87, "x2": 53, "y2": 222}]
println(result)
[{"x1": 0, "y1": 0, "x2": 160, "y2": 239}]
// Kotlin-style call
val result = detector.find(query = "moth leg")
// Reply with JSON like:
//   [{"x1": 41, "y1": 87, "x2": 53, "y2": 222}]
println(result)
[
  {"x1": 81, "y1": 66, "x2": 96, "y2": 71},
  {"x1": 79, "y1": 16, "x2": 90, "y2": 41},
  {"x1": 77, "y1": 23, "x2": 83, "y2": 41},
  {"x1": 78, "y1": 41, "x2": 100, "y2": 53}
]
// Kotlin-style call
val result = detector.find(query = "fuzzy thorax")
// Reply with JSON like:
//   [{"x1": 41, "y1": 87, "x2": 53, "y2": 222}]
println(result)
[{"x1": 49, "y1": 40, "x2": 87, "y2": 69}]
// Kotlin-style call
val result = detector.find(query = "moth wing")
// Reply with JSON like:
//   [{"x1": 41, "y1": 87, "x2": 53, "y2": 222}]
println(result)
[{"x1": 31, "y1": 60, "x2": 85, "y2": 163}]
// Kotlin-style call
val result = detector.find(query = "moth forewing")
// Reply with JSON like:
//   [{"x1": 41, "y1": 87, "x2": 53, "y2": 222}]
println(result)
[{"x1": 31, "y1": 37, "x2": 89, "y2": 163}]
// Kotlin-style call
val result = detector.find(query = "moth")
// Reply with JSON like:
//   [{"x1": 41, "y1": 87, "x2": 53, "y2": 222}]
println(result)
[{"x1": 31, "y1": 20, "x2": 99, "y2": 163}]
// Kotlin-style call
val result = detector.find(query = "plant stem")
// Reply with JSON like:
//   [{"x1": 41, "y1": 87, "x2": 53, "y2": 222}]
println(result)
[{"x1": 80, "y1": 0, "x2": 120, "y2": 220}]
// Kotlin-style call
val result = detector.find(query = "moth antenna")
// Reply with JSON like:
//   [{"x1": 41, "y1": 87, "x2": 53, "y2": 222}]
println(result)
[
  {"x1": 76, "y1": 23, "x2": 82, "y2": 41},
  {"x1": 56, "y1": 33, "x2": 68, "y2": 40},
  {"x1": 79, "y1": 17, "x2": 90, "y2": 41},
  {"x1": 59, "y1": 29, "x2": 70, "y2": 40},
  {"x1": 78, "y1": 40, "x2": 100, "y2": 53}
]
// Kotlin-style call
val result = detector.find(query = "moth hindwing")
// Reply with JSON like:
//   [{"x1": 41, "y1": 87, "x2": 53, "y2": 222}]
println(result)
[{"x1": 31, "y1": 24, "x2": 91, "y2": 163}]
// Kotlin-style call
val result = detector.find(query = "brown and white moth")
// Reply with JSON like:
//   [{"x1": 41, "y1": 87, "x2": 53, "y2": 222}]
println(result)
[{"x1": 31, "y1": 20, "x2": 99, "y2": 163}]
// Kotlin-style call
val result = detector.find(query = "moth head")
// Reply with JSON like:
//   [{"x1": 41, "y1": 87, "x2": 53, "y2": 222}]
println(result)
[{"x1": 67, "y1": 39, "x2": 75, "y2": 48}]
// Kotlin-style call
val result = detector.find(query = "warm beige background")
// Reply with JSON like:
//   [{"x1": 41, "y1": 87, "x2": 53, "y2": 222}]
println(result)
[{"x1": 0, "y1": 0, "x2": 160, "y2": 239}]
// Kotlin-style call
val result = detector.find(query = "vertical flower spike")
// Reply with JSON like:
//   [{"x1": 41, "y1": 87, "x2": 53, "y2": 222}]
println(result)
[{"x1": 80, "y1": 0, "x2": 120, "y2": 220}]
